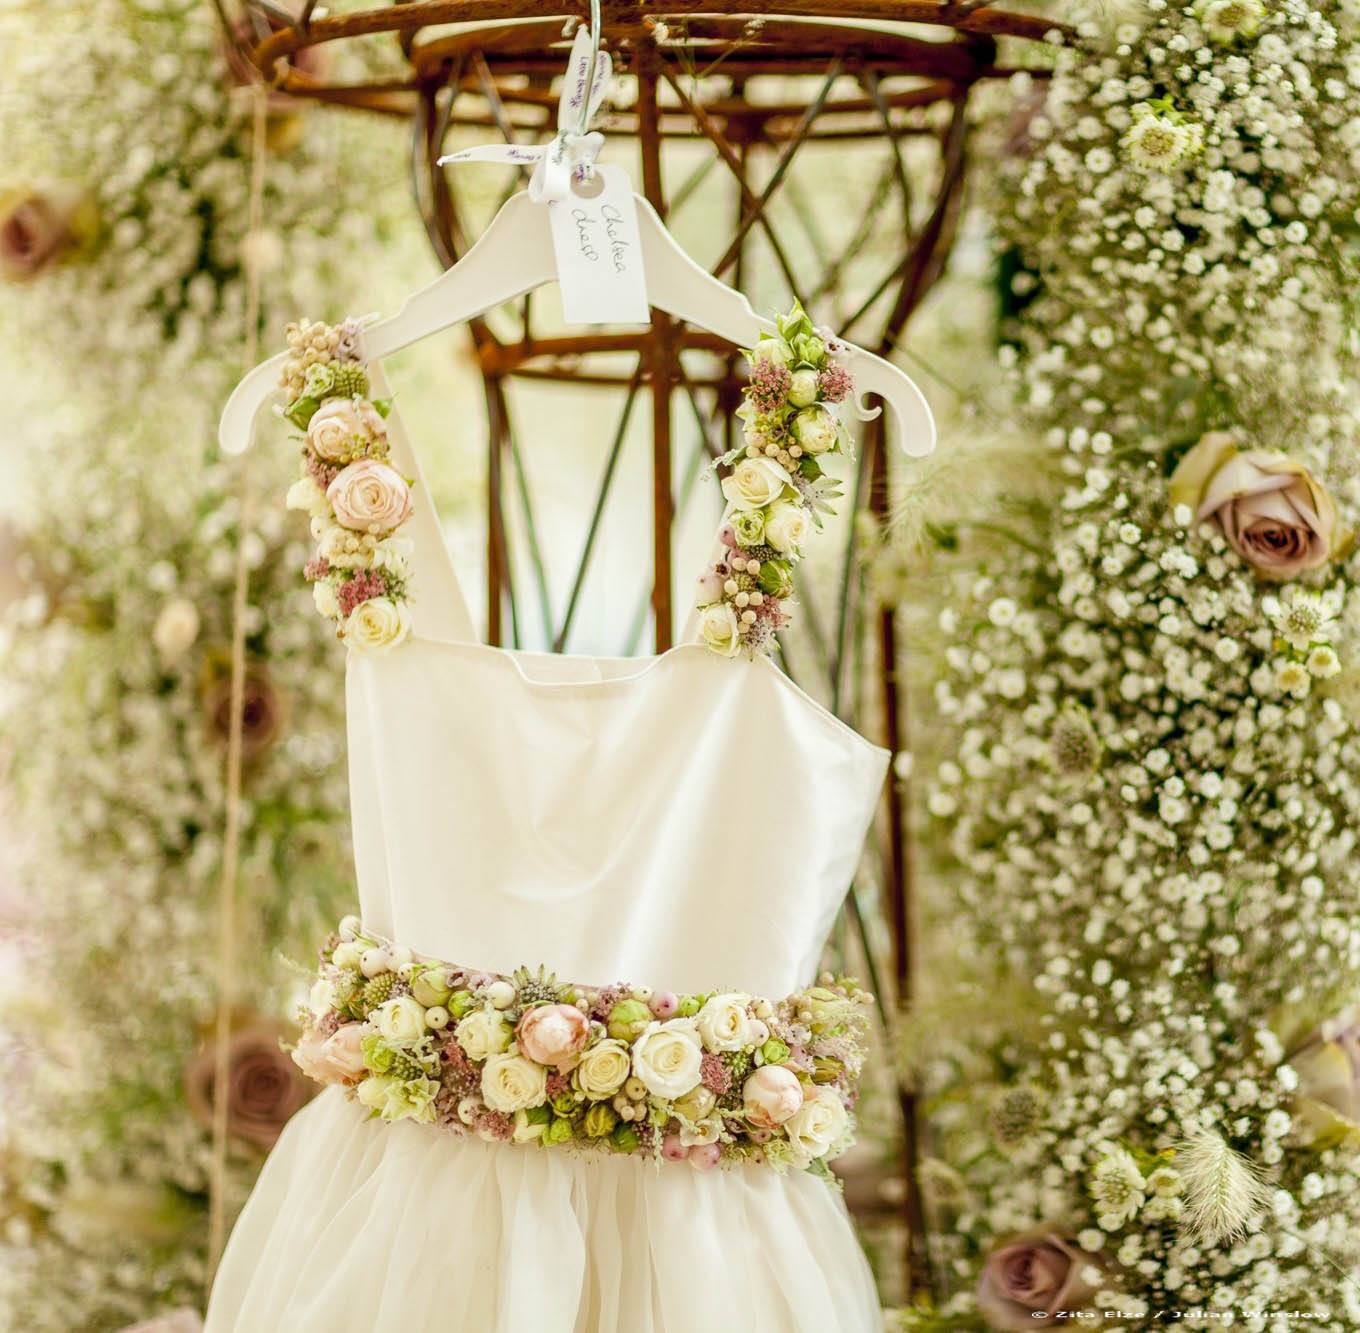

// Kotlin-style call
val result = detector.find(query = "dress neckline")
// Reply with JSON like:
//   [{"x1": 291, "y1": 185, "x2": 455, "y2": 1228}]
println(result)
[{"x1": 396, "y1": 631, "x2": 890, "y2": 762}]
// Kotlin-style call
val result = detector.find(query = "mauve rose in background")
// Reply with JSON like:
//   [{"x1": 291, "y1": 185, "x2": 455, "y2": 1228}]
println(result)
[
  {"x1": 0, "y1": 182, "x2": 98, "y2": 283},
  {"x1": 1289, "y1": 1006, "x2": 1360, "y2": 1147},
  {"x1": 184, "y1": 1023, "x2": 313, "y2": 1150},
  {"x1": 976, "y1": 1226, "x2": 1100, "y2": 1330},
  {"x1": 1169, "y1": 432, "x2": 1351, "y2": 580},
  {"x1": 203, "y1": 661, "x2": 287, "y2": 762},
  {"x1": 116, "y1": 1310, "x2": 203, "y2": 1333}
]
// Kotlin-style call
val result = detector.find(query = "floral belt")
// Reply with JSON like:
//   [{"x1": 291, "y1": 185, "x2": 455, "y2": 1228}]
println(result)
[{"x1": 292, "y1": 918, "x2": 872, "y2": 1177}]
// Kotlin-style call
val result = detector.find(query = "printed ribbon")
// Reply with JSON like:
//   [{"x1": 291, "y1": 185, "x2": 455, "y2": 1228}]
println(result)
[{"x1": 437, "y1": 26, "x2": 612, "y2": 204}]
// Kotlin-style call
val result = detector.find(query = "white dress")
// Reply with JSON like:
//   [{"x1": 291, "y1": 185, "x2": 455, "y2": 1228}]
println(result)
[{"x1": 204, "y1": 368, "x2": 890, "y2": 1333}]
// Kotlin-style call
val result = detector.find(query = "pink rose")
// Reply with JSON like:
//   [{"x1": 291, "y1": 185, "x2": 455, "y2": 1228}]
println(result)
[
  {"x1": 1169, "y1": 432, "x2": 1351, "y2": 580},
  {"x1": 976, "y1": 1227, "x2": 1099, "y2": 1330},
  {"x1": 742, "y1": 1064, "x2": 804, "y2": 1127},
  {"x1": 292, "y1": 1023, "x2": 369, "y2": 1086},
  {"x1": 0, "y1": 183, "x2": 95, "y2": 283},
  {"x1": 327, "y1": 459, "x2": 412, "y2": 534},
  {"x1": 307, "y1": 398, "x2": 382, "y2": 464},
  {"x1": 516, "y1": 1004, "x2": 590, "y2": 1070}
]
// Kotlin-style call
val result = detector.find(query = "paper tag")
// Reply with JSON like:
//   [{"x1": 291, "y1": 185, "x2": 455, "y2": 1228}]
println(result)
[{"x1": 547, "y1": 164, "x2": 651, "y2": 326}]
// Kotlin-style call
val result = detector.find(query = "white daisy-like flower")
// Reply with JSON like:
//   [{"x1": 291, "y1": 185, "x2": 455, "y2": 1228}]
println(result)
[
  {"x1": 1195, "y1": 0, "x2": 1265, "y2": 43},
  {"x1": 1121, "y1": 103, "x2": 1204, "y2": 172},
  {"x1": 1091, "y1": 1145, "x2": 1147, "y2": 1229},
  {"x1": 1263, "y1": 586, "x2": 1343, "y2": 651}
]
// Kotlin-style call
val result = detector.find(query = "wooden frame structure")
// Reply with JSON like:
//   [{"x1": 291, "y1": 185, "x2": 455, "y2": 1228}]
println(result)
[{"x1": 227, "y1": 0, "x2": 1059, "y2": 1299}]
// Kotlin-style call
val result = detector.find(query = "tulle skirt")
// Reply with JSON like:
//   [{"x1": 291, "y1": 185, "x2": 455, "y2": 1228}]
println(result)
[{"x1": 204, "y1": 1087, "x2": 882, "y2": 1333}]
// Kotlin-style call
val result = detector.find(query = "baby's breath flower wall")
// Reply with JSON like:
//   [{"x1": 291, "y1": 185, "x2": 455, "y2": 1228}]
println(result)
[
  {"x1": 900, "y1": 0, "x2": 1360, "y2": 1328},
  {"x1": 0, "y1": 1, "x2": 416, "y2": 1327}
]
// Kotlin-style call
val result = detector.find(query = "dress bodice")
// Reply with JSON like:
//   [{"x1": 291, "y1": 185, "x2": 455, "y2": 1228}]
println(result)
[{"x1": 347, "y1": 637, "x2": 887, "y2": 997}]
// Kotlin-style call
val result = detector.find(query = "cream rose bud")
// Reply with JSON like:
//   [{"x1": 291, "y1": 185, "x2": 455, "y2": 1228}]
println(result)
[
  {"x1": 512, "y1": 1108, "x2": 549, "y2": 1143},
  {"x1": 742, "y1": 1064, "x2": 804, "y2": 1127},
  {"x1": 784, "y1": 1086, "x2": 849, "y2": 1161},
  {"x1": 517, "y1": 1003, "x2": 591, "y2": 1069},
  {"x1": 721, "y1": 456, "x2": 794, "y2": 511},
  {"x1": 327, "y1": 460, "x2": 412, "y2": 534},
  {"x1": 410, "y1": 967, "x2": 453, "y2": 1009},
  {"x1": 152, "y1": 598, "x2": 200, "y2": 665},
  {"x1": 698, "y1": 602, "x2": 743, "y2": 658},
  {"x1": 792, "y1": 405, "x2": 839, "y2": 455},
  {"x1": 306, "y1": 399, "x2": 368, "y2": 463},
  {"x1": 285, "y1": 476, "x2": 328, "y2": 517},
  {"x1": 374, "y1": 995, "x2": 428, "y2": 1047},
  {"x1": 455, "y1": 1006, "x2": 513, "y2": 1061},
  {"x1": 331, "y1": 942, "x2": 362, "y2": 970},
  {"x1": 749, "y1": 337, "x2": 792, "y2": 366},
  {"x1": 631, "y1": 1019, "x2": 704, "y2": 1101},
  {"x1": 763, "y1": 500, "x2": 811, "y2": 556},
  {"x1": 480, "y1": 1051, "x2": 549, "y2": 1113},
  {"x1": 313, "y1": 580, "x2": 341, "y2": 621},
  {"x1": 342, "y1": 597, "x2": 411, "y2": 655},
  {"x1": 696, "y1": 993, "x2": 758, "y2": 1053},
  {"x1": 574, "y1": 1038, "x2": 633, "y2": 1099},
  {"x1": 787, "y1": 368, "x2": 820, "y2": 408},
  {"x1": 308, "y1": 977, "x2": 336, "y2": 1017}
]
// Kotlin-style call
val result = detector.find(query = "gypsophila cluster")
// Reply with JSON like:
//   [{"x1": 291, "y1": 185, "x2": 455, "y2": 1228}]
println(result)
[{"x1": 906, "y1": 0, "x2": 1360, "y2": 1327}]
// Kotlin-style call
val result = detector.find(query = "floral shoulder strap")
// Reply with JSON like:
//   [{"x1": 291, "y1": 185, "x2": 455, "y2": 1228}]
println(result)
[
  {"x1": 278, "y1": 306, "x2": 855, "y2": 659},
  {"x1": 692, "y1": 304, "x2": 856, "y2": 658}
]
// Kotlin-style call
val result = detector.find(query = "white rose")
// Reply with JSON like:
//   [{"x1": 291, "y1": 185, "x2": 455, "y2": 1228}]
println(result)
[
  {"x1": 631, "y1": 1019, "x2": 703, "y2": 1101},
  {"x1": 695, "y1": 993, "x2": 758, "y2": 1053},
  {"x1": 783, "y1": 1086, "x2": 849, "y2": 1162},
  {"x1": 787, "y1": 367, "x2": 819, "y2": 407},
  {"x1": 481, "y1": 1051, "x2": 549, "y2": 1113},
  {"x1": 312, "y1": 580, "x2": 340, "y2": 620},
  {"x1": 285, "y1": 476, "x2": 328, "y2": 518},
  {"x1": 575, "y1": 1038, "x2": 632, "y2": 1100},
  {"x1": 763, "y1": 500, "x2": 811, "y2": 555},
  {"x1": 342, "y1": 596, "x2": 411, "y2": 655},
  {"x1": 698, "y1": 602, "x2": 742, "y2": 658},
  {"x1": 792, "y1": 405, "x2": 839, "y2": 455},
  {"x1": 721, "y1": 457, "x2": 793, "y2": 511},
  {"x1": 373, "y1": 995, "x2": 427, "y2": 1047},
  {"x1": 455, "y1": 1006, "x2": 512, "y2": 1061},
  {"x1": 152, "y1": 598, "x2": 200, "y2": 665}
]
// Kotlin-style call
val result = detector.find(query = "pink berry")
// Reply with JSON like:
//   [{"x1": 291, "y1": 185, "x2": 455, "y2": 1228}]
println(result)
[
  {"x1": 750, "y1": 1128, "x2": 773, "y2": 1144},
  {"x1": 661, "y1": 1134, "x2": 688, "y2": 1163},
  {"x1": 688, "y1": 1143, "x2": 722, "y2": 1172},
  {"x1": 650, "y1": 991, "x2": 679, "y2": 1019}
]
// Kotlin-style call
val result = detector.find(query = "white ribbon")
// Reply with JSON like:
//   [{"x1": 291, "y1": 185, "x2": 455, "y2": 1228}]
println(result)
[{"x1": 437, "y1": 26, "x2": 612, "y2": 205}]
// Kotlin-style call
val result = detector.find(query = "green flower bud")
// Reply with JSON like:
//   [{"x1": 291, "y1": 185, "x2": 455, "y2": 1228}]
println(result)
[
  {"x1": 544, "y1": 1116, "x2": 575, "y2": 1146},
  {"x1": 610, "y1": 1124, "x2": 641, "y2": 1154},
  {"x1": 448, "y1": 989, "x2": 477, "y2": 1019},
  {"x1": 607, "y1": 998, "x2": 652, "y2": 1043},
  {"x1": 411, "y1": 967, "x2": 453, "y2": 1010},
  {"x1": 284, "y1": 395, "x2": 319, "y2": 430},
  {"x1": 361, "y1": 1033, "x2": 397, "y2": 1074},
  {"x1": 675, "y1": 995, "x2": 701, "y2": 1018},
  {"x1": 584, "y1": 1103, "x2": 619, "y2": 1138},
  {"x1": 792, "y1": 333, "x2": 826, "y2": 365},
  {"x1": 551, "y1": 1092, "x2": 580, "y2": 1118},
  {"x1": 732, "y1": 509, "x2": 765, "y2": 546},
  {"x1": 757, "y1": 561, "x2": 794, "y2": 599},
  {"x1": 760, "y1": 1037, "x2": 790, "y2": 1066},
  {"x1": 811, "y1": 1056, "x2": 844, "y2": 1084},
  {"x1": 303, "y1": 363, "x2": 337, "y2": 399}
]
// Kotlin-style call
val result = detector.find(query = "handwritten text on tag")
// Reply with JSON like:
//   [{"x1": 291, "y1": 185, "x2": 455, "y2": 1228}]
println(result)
[{"x1": 547, "y1": 165, "x2": 650, "y2": 326}]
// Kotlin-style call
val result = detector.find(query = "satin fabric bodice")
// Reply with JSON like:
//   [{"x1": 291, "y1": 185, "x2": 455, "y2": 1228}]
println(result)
[{"x1": 345, "y1": 365, "x2": 889, "y2": 999}]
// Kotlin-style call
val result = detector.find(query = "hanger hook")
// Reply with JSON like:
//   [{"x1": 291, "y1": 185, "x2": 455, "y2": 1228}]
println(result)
[{"x1": 578, "y1": 0, "x2": 603, "y2": 138}]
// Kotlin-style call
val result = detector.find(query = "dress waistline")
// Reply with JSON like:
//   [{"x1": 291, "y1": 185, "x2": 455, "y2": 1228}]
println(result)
[{"x1": 291, "y1": 916, "x2": 872, "y2": 1178}]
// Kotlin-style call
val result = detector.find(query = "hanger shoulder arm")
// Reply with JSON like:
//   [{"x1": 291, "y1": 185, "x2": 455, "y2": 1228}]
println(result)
[{"x1": 219, "y1": 350, "x2": 289, "y2": 455}]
